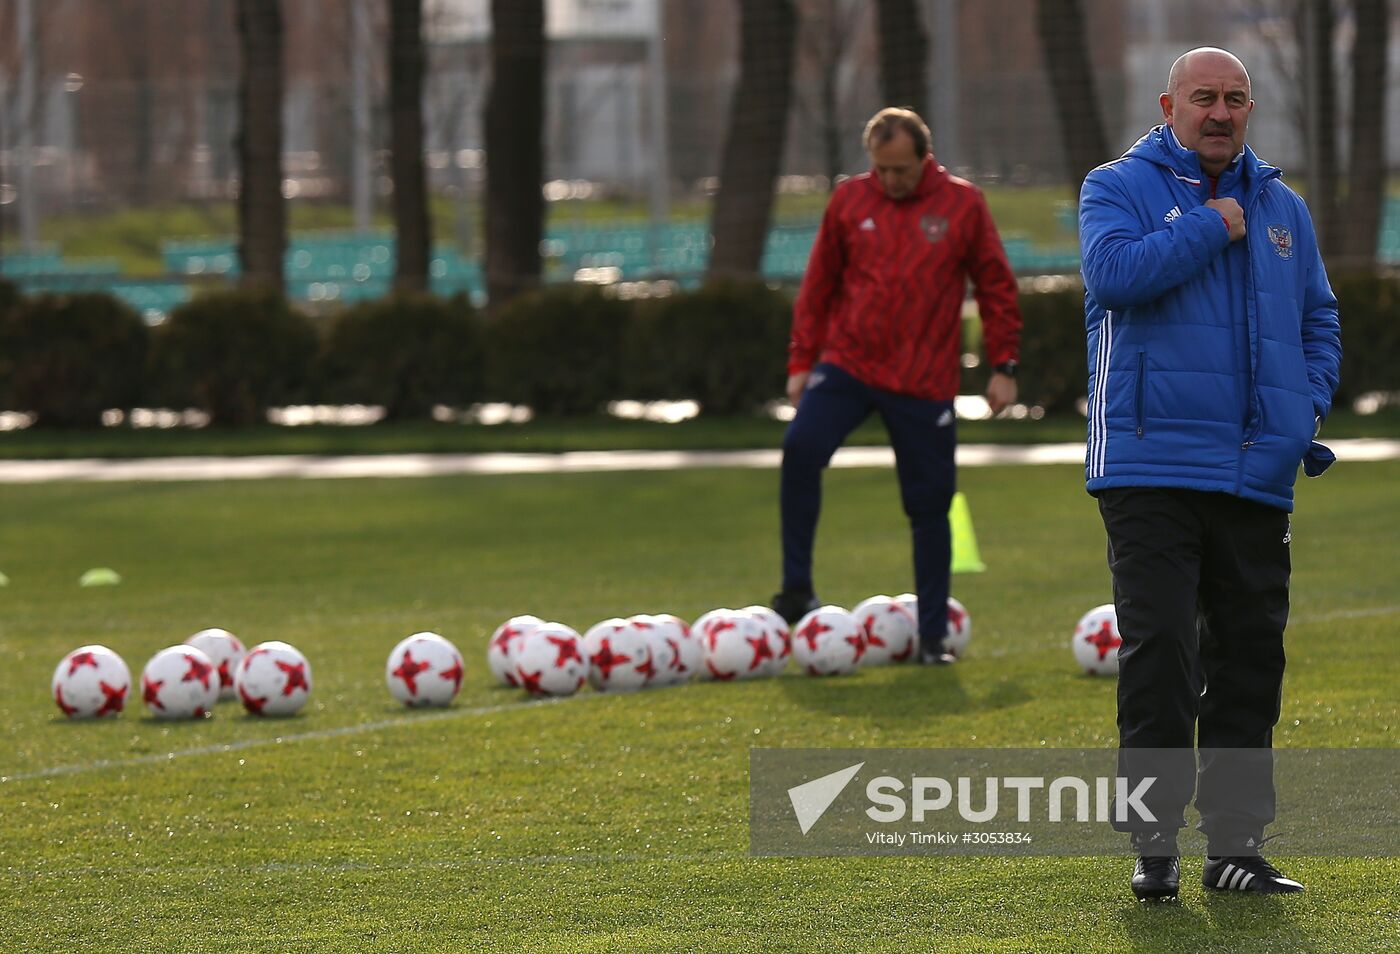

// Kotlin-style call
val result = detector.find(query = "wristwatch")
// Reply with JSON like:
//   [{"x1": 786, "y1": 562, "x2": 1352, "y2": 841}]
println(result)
[{"x1": 993, "y1": 360, "x2": 1019, "y2": 378}]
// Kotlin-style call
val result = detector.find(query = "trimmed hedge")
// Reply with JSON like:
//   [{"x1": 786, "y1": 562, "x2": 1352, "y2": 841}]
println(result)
[
  {"x1": 1, "y1": 276, "x2": 1393, "y2": 428},
  {"x1": 0, "y1": 291, "x2": 148, "y2": 427},
  {"x1": 319, "y1": 293, "x2": 483, "y2": 419},
  {"x1": 149, "y1": 290, "x2": 317, "y2": 426},
  {"x1": 483, "y1": 285, "x2": 631, "y2": 415},
  {"x1": 624, "y1": 280, "x2": 791, "y2": 413},
  {"x1": 1331, "y1": 272, "x2": 1400, "y2": 407},
  {"x1": 1012, "y1": 283, "x2": 1090, "y2": 413},
  {"x1": 0, "y1": 278, "x2": 20, "y2": 317}
]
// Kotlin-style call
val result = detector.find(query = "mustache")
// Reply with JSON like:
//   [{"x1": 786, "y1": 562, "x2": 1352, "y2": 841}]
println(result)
[{"x1": 1201, "y1": 122, "x2": 1234, "y2": 135}]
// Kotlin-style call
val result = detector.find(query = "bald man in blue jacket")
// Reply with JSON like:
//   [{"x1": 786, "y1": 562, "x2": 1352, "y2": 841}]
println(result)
[{"x1": 1078, "y1": 47, "x2": 1341, "y2": 901}]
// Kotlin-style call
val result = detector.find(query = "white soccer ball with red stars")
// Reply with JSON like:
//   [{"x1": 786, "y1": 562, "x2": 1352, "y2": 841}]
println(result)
[
  {"x1": 184, "y1": 628, "x2": 245, "y2": 701},
  {"x1": 140, "y1": 645, "x2": 219, "y2": 719},
  {"x1": 639, "y1": 613, "x2": 696, "y2": 686},
  {"x1": 1073, "y1": 603, "x2": 1122, "y2": 676},
  {"x1": 944, "y1": 597, "x2": 972, "y2": 657},
  {"x1": 791, "y1": 606, "x2": 866, "y2": 675},
  {"x1": 690, "y1": 609, "x2": 732, "y2": 680},
  {"x1": 700, "y1": 610, "x2": 773, "y2": 681},
  {"x1": 895, "y1": 593, "x2": 972, "y2": 658},
  {"x1": 52, "y1": 645, "x2": 131, "y2": 719},
  {"x1": 583, "y1": 617, "x2": 655, "y2": 692},
  {"x1": 851, "y1": 596, "x2": 917, "y2": 665},
  {"x1": 234, "y1": 641, "x2": 313, "y2": 716},
  {"x1": 742, "y1": 605, "x2": 791, "y2": 676},
  {"x1": 386, "y1": 632, "x2": 465, "y2": 707},
  {"x1": 487, "y1": 615, "x2": 542, "y2": 688},
  {"x1": 513, "y1": 623, "x2": 587, "y2": 697}
]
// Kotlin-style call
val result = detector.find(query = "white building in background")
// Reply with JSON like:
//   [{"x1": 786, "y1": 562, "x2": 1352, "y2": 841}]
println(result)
[
  {"x1": 1121, "y1": 0, "x2": 1400, "y2": 172},
  {"x1": 425, "y1": 0, "x2": 667, "y2": 193}
]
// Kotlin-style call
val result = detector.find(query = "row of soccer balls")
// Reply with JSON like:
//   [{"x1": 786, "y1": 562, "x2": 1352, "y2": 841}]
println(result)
[
  {"x1": 487, "y1": 597, "x2": 1125, "y2": 698},
  {"x1": 487, "y1": 594, "x2": 971, "y2": 697},
  {"x1": 49, "y1": 600, "x2": 1126, "y2": 718},
  {"x1": 51, "y1": 631, "x2": 314, "y2": 720},
  {"x1": 51, "y1": 629, "x2": 472, "y2": 720}
]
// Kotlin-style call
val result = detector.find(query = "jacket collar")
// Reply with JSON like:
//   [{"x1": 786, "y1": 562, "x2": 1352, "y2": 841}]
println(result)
[{"x1": 1127, "y1": 124, "x2": 1277, "y2": 196}]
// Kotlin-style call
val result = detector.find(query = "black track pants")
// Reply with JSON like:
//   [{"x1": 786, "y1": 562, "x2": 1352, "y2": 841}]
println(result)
[{"x1": 1097, "y1": 487, "x2": 1290, "y2": 852}]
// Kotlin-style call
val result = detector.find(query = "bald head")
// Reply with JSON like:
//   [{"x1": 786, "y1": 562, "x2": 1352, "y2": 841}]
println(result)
[
  {"x1": 1167, "y1": 47, "x2": 1251, "y2": 99},
  {"x1": 1160, "y1": 47, "x2": 1253, "y2": 176}
]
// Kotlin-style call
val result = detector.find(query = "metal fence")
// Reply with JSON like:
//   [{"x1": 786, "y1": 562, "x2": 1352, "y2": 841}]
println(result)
[{"x1": 0, "y1": 0, "x2": 1397, "y2": 315}]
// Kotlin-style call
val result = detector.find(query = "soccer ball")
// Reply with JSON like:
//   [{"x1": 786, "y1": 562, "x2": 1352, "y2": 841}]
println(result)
[
  {"x1": 582, "y1": 617, "x2": 654, "y2": 692},
  {"x1": 893, "y1": 593, "x2": 972, "y2": 658},
  {"x1": 741, "y1": 605, "x2": 791, "y2": 676},
  {"x1": 691, "y1": 609, "x2": 735, "y2": 680},
  {"x1": 184, "y1": 628, "x2": 245, "y2": 700},
  {"x1": 791, "y1": 606, "x2": 865, "y2": 676},
  {"x1": 629, "y1": 615, "x2": 676, "y2": 686},
  {"x1": 700, "y1": 610, "x2": 772, "y2": 680},
  {"x1": 52, "y1": 645, "x2": 131, "y2": 719},
  {"x1": 852, "y1": 596, "x2": 918, "y2": 665},
  {"x1": 1073, "y1": 603, "x2": 1122, "y2": 676},
  {"x1": 655, "y1": 613, "x2": 703, "y2": 683},
  {"x1": 945, "y1": 597, "x2": 972, "y2": 657},
  {"x1": 487, "y1": 615, "x2": 542, "y2": 688},
  {"x1": 513, "y1": 623, "x2": 587, "y2": 697},
  {"x1": 234, "y1": 641, "x2": 313, "y2": 717},
  {"x1": 386, "y1": 632, "x2": 465, "y2": 707},
  {"x1": 141, "y1": 645, "x2": 219, "y2": 719},
  {"x1": 640, "y1": 613, "x2": 695, "y2": 686}
]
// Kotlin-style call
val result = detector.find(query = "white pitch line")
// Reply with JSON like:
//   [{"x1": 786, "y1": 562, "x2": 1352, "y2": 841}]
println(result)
[
  {"x1": 0, "y1": 438, "x2": 1393, "y2": 484},
  {"x1": 1291, "y1": 604, "x2": 1400, "y2": 624},
  {"x1": 2, "y1": 852, "x2": 744, "y2": 882},
  {"x1": 1, "y1": 693, "x2": 596, "y2": 784}
]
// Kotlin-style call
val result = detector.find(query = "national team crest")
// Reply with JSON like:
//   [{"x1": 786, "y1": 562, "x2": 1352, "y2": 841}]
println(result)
[
  {"x1": 1267, "y1": 224, "x2": 1293, "y2": 260},
  {"x1": 919, "y1": 214, "x2": 949, "y2": 243}
]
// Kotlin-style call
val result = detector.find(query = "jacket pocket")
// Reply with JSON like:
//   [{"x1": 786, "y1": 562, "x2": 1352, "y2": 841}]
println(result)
[{"x1": 1134, "y1": 349, "x2": 1147, "y2": 438}]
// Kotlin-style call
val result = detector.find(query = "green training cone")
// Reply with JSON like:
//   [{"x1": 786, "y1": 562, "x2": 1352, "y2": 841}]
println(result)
[{"x1": 949, "y1": 492, "x2": 986, "y2": 574}]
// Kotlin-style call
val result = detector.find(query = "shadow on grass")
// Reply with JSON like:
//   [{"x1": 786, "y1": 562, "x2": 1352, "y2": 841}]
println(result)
[
  {"x1": 1113, "y1": 886, "x2": 1322, "y2": 953},
  {"x1": 775, "y1": 665, "x2": 1033, "y2": 724}
]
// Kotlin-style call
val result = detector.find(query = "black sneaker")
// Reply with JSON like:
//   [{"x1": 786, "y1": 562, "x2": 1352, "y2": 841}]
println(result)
[
  {"x1": 1202, "y1": 855, "x2": 1304, "y2": 894},
  {"x1": 1130, "y1": 832, "x2": 1180, "y2": 901},
  {"x1": 771, "y1": 589, "x2": 820, "y2": 625}
]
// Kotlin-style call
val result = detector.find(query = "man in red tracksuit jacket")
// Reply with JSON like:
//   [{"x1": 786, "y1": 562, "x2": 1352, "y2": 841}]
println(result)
[{"x1": 772, "y1": 107, "x2": 1023, "y2": 663}]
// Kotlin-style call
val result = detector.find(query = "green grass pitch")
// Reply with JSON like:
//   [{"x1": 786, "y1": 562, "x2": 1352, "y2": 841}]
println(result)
[{"x1": 1, "y1": 461, "x2": 1396, "y2": 952}]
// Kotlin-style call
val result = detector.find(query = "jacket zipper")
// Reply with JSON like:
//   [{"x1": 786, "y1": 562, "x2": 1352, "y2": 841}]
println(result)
[{"x1": 1134, "y1": 350, "x2": 1146, "y2": 438}]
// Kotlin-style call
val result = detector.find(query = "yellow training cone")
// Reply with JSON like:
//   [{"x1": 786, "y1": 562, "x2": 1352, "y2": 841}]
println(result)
[
  {"x1": 950, "y1": 492, "x2": 986, "y2": 574},
  {"x1": 79, "y1": 567, "x2": 122, "y2": 587}
]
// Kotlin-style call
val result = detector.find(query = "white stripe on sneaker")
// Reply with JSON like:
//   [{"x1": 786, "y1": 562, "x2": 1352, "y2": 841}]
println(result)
[
  {"x1": 1229, "y1": 867, "x2": 1248, "y2": 890},
  {"x1": 1239, "y1": 872, "x2": 1255, "y2": 890},
  {"x1": 1217, "y1": 864, "x2": 1236, "y2": 889}
]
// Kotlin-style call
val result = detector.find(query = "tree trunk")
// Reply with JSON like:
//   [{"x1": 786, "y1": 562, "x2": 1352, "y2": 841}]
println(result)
[
  {"x1": 707, "y1": 0, "x2": 797, "y2": 281},
  {"x1": 484, "y1": 0, "x2": 546, "y2": 313},
  {"x1": 1298, "y1": 0, "x2": 1340, "y2": 257},
  {"x1": 875, "y1": 0, "x2": 927, "y2": 117},
  {"x1": 1338, "y1": 0, "x2": 1388, "y2": 270},
  {"x1": 235, "y1": 0, "x2": 286, "y2": 293},
  {"x1": 390, "y1": 0, "x2": 431, "y2": 293},
  {"x1": 1035, "y1": 0, "x2": 1110, "y2": 197}
]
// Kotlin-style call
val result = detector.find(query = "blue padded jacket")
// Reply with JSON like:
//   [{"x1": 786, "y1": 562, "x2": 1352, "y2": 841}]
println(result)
[{"x1": 1079, "y1": 125, "x2": 1342, "y2": 512}]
